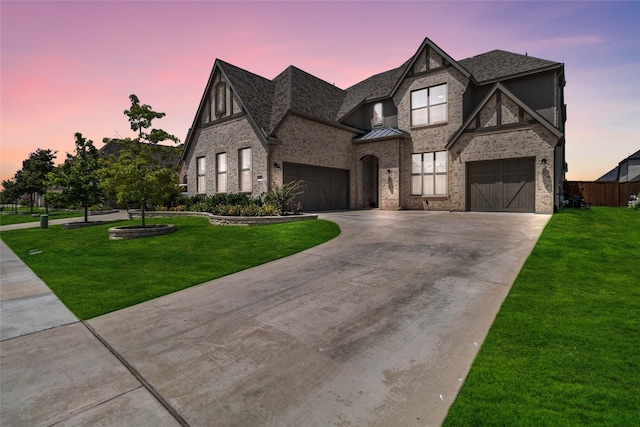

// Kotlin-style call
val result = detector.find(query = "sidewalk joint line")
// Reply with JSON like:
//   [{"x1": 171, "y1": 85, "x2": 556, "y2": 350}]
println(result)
[{"x1": 82, "y1": 321, "x2": 191, "y2": 427}]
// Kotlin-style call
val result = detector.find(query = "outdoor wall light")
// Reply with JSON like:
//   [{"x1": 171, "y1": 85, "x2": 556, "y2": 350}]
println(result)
[
  {"x1": 540, "y1": 158, "x2": 547, "y2": 165},
  {"x1": 273, "y1": 162, "x2": 281, "y2": 169},
  {"x1": 385, "y1": 169, "x2": 391, "y2": 175}
]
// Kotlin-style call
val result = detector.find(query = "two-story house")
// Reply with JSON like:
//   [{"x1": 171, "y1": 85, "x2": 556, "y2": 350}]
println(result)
[{"x1": 180, "y1": 37, "x2": 566, "y2": 213}]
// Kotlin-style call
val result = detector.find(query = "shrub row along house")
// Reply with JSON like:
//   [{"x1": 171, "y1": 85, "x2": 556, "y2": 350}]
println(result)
[{"x1": 180, "y1": 36, "x2": 566, "y2": 213}]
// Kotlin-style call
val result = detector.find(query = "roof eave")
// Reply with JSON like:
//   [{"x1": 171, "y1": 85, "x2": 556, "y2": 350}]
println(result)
[{"x1": 473, "y1": 63, "x2": 564, "y2": 85}]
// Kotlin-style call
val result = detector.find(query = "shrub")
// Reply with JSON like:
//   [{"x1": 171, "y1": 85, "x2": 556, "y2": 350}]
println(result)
[
  {"x1": 261, "y1": 202, "x2": 281, "y2": 216},
  {"x1": 264, "y1": 180, "x2": 305, "y2": 214}
]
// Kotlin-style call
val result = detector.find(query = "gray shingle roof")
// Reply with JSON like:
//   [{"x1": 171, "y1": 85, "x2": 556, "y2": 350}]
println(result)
[
  {"x1": 337, "y1": 61, "x2": 410, "y2": 121},
  {"x1": 218, "y1": 60, "x2": 275, "y2": 133},
  {"x1": 596, "y1": 166, "x2": 619, "y2": 182},
  {"x1": 192, "y1": 40, "x2": 563, "y2": 147},
  {"x1": 596, "y1": 149, "x2": 640, "y2": 182},
  {"x1": 458, "y1": 50, "x2": 561, "y2": 83}
]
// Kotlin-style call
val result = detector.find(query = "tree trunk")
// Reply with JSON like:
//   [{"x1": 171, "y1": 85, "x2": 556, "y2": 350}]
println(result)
[
  {"x1": 141, "y1": 205, "x2": 146, "y2": 228},
  {"x1": 84, "y1": 205, "x2": 89, "y2": 223}
]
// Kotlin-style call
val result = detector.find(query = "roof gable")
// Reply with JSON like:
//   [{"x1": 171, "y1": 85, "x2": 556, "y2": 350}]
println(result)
[{"x1": 446, "y1": 82, "x2": 563, "y2": 149}]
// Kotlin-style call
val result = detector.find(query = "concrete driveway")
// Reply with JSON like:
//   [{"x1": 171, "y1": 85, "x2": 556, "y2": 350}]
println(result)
[{"x1": 1, "y1": 210, "x2": 549, "y2": 426}]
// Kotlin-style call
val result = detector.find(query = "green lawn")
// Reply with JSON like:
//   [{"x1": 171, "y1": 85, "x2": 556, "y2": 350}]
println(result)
[
  {"x1": 0, "y1": 207, "x2": 84, "y2": 225},
  {"x1": 444, "y1": 207, "x2": 639, "y2": 426},
  {"x1": 1, "y1": 216, "x2": 340, "y2": 319}
]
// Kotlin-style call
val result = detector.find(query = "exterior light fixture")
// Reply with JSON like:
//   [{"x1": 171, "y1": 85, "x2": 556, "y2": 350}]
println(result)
[
  {"x1": 273, "y1": 162, "x2": 281, "y2": 169},
  {"x1": 540, "y1": 158, "x2": 547, "y2": 165}
]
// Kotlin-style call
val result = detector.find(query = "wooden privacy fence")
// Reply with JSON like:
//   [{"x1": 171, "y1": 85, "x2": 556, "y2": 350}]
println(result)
[{"x1": 564, "y1": 181, "x2": 640, "y2": 207}]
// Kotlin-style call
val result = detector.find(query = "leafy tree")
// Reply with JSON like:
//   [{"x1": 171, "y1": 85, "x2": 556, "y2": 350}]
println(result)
[
  {"x1": 45, "y1": 133, "x2": 103, "y2": 222},
  {"x1": 1, "y1": 178, "x2": 23, "y2": 212},
  {"x1": 99, "y1": 94, "x2": 180, "y2": 227},
  {"x1": 14, "y1": 149, "x2": 57, "y2": 213}
]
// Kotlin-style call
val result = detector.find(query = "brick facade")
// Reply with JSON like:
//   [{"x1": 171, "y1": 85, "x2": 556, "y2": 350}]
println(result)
[{"x1": 181, "y1": 37, "x2": 565, "y2": 213}]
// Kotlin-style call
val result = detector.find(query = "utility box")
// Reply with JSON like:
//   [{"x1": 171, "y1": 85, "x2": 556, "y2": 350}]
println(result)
[{"x1": 40, "y1": 214, "x2": 48, "y2": 229}]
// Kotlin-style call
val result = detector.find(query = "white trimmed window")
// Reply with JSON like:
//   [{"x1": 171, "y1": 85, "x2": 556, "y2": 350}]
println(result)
[
  {"x1": 411, "y1": 151, "x2": 448, "y2": 196},
  {"x1": 196, "y1": 156, "x2": 206, "y2": 194},
  {"x1": 239, "y1": 148, "x2": 252, "y2": 192},
  {"x1": 216, "y1": 152, "x2": 227, "y2": 193},
  {"x1": 411, "y1": 83, "x2": 447, "y2": 126},
  {"x1": 372, "y1": 102, "x2": 383, "y2": 127}
]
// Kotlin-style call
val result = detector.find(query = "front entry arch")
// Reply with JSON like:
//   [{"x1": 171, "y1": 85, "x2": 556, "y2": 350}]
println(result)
[{"x1": 361, "y1": 155, "x2": 379, "y2": 208}]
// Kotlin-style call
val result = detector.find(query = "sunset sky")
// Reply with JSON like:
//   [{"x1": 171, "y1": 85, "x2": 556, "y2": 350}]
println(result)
[{"x1": 1, "y1": 1, "x2": 639, "y2": 187}]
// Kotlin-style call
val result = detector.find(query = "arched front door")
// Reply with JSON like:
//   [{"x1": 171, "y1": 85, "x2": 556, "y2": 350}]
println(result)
[{"x1": 361, "y1": 155, "x2": 379, "y2": 208}]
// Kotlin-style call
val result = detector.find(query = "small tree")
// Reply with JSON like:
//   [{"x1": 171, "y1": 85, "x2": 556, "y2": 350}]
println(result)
[
  {"x1": 1, "y1": 178, "x2": 23, "y2": 213},
  {"x1": 99, "y1": 94, "x2": 180, "y2": 227},
  {"x1": 16, "y1": 149, "x2": 57, "y2": 213},
  {"x1": 46, "y1": 133, "x2": 103, "y2": 222}
]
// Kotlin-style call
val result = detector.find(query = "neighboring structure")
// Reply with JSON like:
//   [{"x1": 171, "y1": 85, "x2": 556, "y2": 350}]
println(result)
[
  {"x1": 596, "y1": 149, "x2": 640, "y2": 184},
  {"x1": 180, "y1": 37, "x2": 566, "y2": 213},
  {"x1": 566, "y1": 149, "x2": 640, "y2": 207}
]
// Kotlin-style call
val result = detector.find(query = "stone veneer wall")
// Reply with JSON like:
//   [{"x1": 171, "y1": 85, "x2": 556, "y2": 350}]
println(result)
[{"x1": 184, "y1": 116, "x2": 268, "y2": 198}]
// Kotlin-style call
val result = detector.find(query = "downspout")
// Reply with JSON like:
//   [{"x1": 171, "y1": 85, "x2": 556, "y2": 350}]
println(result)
[
  {"x1": 267, "y1": 143, "x2": 273, "y2": 193},
  {"x1": 398, "y1": 138, "x2": 402, "y2": 210}
]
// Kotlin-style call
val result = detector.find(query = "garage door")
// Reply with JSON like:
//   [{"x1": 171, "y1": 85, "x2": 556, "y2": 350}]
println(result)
[
  {"x1": 283, "y1": 162, "x2": 349, "y2": 211},
  {"x1": 467, "y1": 158, "x2": 535, "y2": 212}
]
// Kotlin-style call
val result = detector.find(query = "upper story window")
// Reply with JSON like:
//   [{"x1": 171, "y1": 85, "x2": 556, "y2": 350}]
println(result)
[
  {"x1": 196, "y1": 156, "x2": 206, "y2": 194},
  {"x1": 239, "y1": 148, "x2": 252, "y2": 193},
  {"x1": 372, "y1": 102, "x2": 383, "y2": 127},
  {"x1": 216, "y1": 152, "x2": 227, "y2": 193},
  {"x1": 215, "y1": 82, "x2": 226, "y2": 116},
  {"x1": 411, "y1": 83, "x2": 447, "y2": 126}
]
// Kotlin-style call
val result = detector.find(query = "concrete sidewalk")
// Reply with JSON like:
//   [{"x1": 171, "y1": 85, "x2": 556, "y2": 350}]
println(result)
[
  {"x1": 1, "y1": 211, "x2": 181, "y2": 426},
  {"x1": 0, "y1": 209, "x2": 129, "y2": 231},
  {"x1": 1, "y1": 210, "x2": 549, "y2": 426}
]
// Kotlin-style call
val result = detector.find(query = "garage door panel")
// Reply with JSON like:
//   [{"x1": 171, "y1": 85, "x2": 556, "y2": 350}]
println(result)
[
  {"x1": 283, "y1": 162, "x2": 349, "y2": 211},
  {"x1": 467, "y1": 158, "x2": 535, "y2": 212}
]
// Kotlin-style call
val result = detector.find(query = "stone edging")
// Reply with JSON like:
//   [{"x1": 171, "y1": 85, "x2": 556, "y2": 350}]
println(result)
[
  {"x1": 127, "y1": 210, "x2": 318, "y2": 226},
  {"x1": 109, "y1": 224, "x2": 177, "y2": 240}
]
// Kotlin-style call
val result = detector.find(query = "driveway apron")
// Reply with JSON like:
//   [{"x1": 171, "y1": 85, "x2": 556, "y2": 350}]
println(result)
[{"x1": 84, "y1": 210, "x2": 549, "y2": 426}]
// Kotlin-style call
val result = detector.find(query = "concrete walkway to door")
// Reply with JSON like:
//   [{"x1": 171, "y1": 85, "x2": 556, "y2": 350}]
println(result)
[{"x1": 1, "y1": 210, "x2": 549, "y2": 426}]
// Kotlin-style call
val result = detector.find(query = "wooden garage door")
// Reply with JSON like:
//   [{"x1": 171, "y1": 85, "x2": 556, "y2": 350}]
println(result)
[
  {"x1": 283, "y1": 162, "x2": 349, "y2": 211},
  {"x1": 467, "y1": 158, "x2": 535, "y2": 212}
]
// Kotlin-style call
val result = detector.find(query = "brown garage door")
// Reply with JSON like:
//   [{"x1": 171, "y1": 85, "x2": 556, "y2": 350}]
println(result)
[
  {"x1": 467, "y1": 158, "x2": 535, "y2": 212},
  {"x1": 283, "y1": 162, "x2": 349, "y2": 211}
]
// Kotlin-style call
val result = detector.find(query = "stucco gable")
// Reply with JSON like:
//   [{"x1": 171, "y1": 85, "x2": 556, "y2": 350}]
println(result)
[{"x1": 446, "y1": 83, "x2": 563, "y2": 149}]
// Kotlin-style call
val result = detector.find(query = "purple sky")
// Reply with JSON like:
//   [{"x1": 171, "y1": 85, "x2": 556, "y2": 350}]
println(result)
[{"x1": 2, "y1": 1, "x2": 639, "y2": 186}]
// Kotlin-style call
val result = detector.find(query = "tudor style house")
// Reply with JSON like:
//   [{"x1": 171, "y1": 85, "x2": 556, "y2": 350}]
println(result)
[{"x1": 180, "y1": 37, "x2": 566, "y2": 213}]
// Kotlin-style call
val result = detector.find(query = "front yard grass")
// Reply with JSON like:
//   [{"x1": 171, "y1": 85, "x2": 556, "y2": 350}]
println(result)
[
  {"x1": 0, "y1": 207, "x2": 84, "y2": 225},
  {"x1": 444, "y1": 207, "x2": 639, "y2": 426},
  {"x1": 0, "y1": 216, "x2": 340, "y2": 319}
]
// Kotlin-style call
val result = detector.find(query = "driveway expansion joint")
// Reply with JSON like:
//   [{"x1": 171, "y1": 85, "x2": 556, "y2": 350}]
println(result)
[{"x1": 82, "y1": 321, "x2": 191, "y2": 427}]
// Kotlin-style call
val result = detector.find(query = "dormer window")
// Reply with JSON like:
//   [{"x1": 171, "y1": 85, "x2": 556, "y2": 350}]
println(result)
[
  {"x1": 372, "y1": 102, "x2": 383, "y2": 127},
  {"x1": 215, "y1": 82, "x2": 226, "y2": 116}
]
